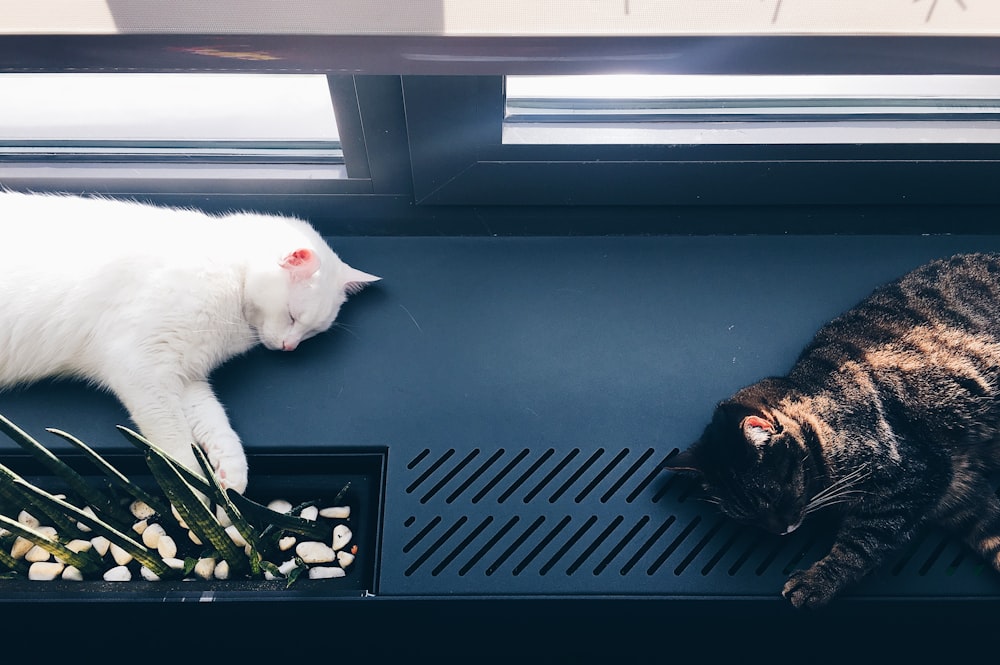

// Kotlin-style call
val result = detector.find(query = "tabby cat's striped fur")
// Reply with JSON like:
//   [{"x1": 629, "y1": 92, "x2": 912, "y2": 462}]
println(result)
[{"x1": 666, "y1": 253, "x2": 1000, "y2": 609}]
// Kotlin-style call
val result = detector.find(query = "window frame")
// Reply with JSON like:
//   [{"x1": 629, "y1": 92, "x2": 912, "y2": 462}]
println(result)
[
  {"x1": 3, "y1": 34, "x2": 1000, "y2": 221},
  {"x1": 402, "y1": 74, "x2": 1000, "y2": 206}
]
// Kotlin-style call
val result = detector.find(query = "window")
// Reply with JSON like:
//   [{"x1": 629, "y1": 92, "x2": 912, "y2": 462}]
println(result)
[
  {"x1": 0, "y1": 73, "x2": 380, "y2": 199},
  {"x1": 504, "y1": 74, "x2": 1000, "y2": 145}
]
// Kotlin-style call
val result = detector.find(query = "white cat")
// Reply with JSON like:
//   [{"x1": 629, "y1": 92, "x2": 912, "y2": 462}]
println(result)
[{"x1": 0, "y1": 191, "x2": 379, "y2": 493}]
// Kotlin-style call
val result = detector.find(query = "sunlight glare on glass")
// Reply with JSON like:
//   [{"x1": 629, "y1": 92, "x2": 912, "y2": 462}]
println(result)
[
  {"x1": 504, "y1": 74, "x2": 1000, "y2": 145},
  {"x1": 0, "y1": 73, "x2": 339, "y2": 142}
]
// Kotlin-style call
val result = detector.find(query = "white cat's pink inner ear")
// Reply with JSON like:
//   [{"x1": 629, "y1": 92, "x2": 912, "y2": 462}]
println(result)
[
  {"x1": 344, "y1": 266, "x2": 381, "y2": 295},
  {"x1": 280, "y1": 248, "x2": 320, "y2": 282}
]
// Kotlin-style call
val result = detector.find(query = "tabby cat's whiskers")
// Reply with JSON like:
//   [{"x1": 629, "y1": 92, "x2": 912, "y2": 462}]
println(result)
[{"x1": 803, "y1": 466, "x2": 871, "y2": 516}]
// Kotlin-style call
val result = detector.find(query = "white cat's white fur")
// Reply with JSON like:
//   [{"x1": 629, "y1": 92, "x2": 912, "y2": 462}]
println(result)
[{"x1": 0, "y1": 191, "x2": 379, "y2": 493}]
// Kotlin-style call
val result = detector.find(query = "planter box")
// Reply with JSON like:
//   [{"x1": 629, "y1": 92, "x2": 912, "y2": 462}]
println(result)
[{"x1": 0, "y1": 448, "x2": 386, "y2": 603}]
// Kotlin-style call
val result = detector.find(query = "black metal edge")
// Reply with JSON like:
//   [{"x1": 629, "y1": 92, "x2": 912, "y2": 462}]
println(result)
[{"x1": 2, "y1": 35, "x2": 1000, "y2": 76}]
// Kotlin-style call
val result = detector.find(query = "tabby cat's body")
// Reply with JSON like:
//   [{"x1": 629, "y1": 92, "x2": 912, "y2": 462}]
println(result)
[{"x1": 666, "y1": 253, "x2": 1000, "y2": 609}]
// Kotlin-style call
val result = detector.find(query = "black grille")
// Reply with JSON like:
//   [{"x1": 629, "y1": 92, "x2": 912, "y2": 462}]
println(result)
[{"x1": 380, "y1": 445, "x2": 1000, "y2": 598}]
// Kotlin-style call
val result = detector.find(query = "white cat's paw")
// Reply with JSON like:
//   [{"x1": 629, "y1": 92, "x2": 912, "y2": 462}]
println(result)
[{"x1": 205, "y1": 448, "x2": 249, "y2": 494}]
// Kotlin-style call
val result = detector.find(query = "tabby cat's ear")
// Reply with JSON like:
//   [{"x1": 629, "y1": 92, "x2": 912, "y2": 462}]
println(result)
[
  {"x1": 664, "y1": 449, "x2": 702, "y2": 475},
  {"x1": 741, "y1": 415, "x2": 776, "y2": 448}
]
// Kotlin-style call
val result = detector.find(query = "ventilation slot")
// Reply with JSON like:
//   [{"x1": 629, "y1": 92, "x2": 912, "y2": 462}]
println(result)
[
  {"x1": 459, "y1": 516, "x2": 521, "y2": 576},
  {"x1": 498, "y1": 449, "x2": 555, "y2": 503},
  {"x1": 621, "y1": 516, "x2": 675, "y2": 576},
  {"x1": 648, "y1": 516, "x2": 701, "y2": 575},
  {"x1": 627, "y1": 452, "x2": 675, "y2": 503},
  {"x1": 674, "y1": 518, "x2": 726, "y2": 576},
  {"x1": 549, "y1": 449, "x2": 604, "y2": 503},
  {"x1": 447, "y1": 449, "x2": 506, "y2": 504},
  {"x1": 524, "y1": 449, "x2": 579, "y2": 503},
  {"x1": 594, "y1": 516, "x2": 648, "y2": 575},
  {"x1": 420, "y1": 449, "x2": 480, "y2": 504},
  {"x1": 472, "y1": 449, "x2": 530, "y2": 503},
  {"x1": 575, "y1": 449, "x2": 630, "y2": 503},
  {"x1": 513, "y1": 516, "x2": 572, "y2": 576},
  {"x1": 403, "y1": 516, "x2": 441, "y2": 554},
  {"x1": 567, "y1": 515, "x2": 624, "y2": 575},
  {"x1": 601, "y1": 448, "x2": 655, "y2": 503},
  {"x1": 700, "y1": 526, "x2": 741, "y2": 576},
  {"x1": 540, "y1": 515, "x2": 599, "y2": 576},
  {"x1": 432, "y1": 516, "x2": 494, "y2": 576},
  {"x1": 406, "y1": 449, "x2": 455, "y2": 494},
  {"x1": 404, "y1": 517, "x2": 468, "y2": 576},
  {"x1": 487, "y1": 516, "x2": 546, "y2": 576}
]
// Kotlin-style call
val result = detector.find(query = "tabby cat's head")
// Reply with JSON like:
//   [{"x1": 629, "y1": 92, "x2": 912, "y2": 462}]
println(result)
[{"x1": 666, "y1": 382, "x2": 813, "y2": 536}]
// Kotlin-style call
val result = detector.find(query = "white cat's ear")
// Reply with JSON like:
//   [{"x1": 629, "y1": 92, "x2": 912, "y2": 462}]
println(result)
[
  {"x1": 741, "y1": 415, "x2": 775, "y2": 448},
  {"x1": 343, "y1": 266, "x2": 381, "y2": 295},
  {"x1": 280, "y1": 248, "x2": 320, "y2": 282}
]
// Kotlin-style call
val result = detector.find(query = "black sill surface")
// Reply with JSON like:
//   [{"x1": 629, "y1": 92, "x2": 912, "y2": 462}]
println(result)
[{"x1": 4, "y1": 234, "x2": 1000, "y2": 609}]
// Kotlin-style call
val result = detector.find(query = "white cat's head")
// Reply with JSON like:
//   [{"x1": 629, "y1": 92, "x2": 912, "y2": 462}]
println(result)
[{"x1": 244, "y1": 244, "x2": 380, "y2": 352}]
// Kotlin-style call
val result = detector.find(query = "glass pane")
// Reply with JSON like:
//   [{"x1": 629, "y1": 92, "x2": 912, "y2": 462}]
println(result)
[
  {"x1": 504, "y1": 74, "x2": 1000, "y2": 145},
  {"x1": 0, "y1": 73, "x2": 341, "y2": 163}
]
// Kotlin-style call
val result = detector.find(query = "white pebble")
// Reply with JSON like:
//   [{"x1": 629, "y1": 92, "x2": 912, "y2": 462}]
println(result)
[
  {"x1": 103, "y1": 565, "x2": 132, "y2": 582},
  {"x1": 61, "y1": 566, "x2": 84, "y2": 581},
  {"x1": 299, "y1": 506, "x2": 319, "y2": 521},
  {"x1": 157, "y1": 535, "x2": 177, "y2": 559},
  {"x1": 308, "y1": 566, "x2": 346, "y2": 579},
  {"x1": 188, "y1": 530, "x2": 202, "y2": 546},
  {"x1": 225, "y1": 525, "x2": 247, "y2": 548},
  {"x1": 28, "y1": 561, "x2": 64, "y2": 580},
  {"x1": 11, "y1": 536, "x2": 33, "y2": 559},
  {"x1": 278, "y1": 536, "x2": 297, "y2": 551},
  {"x1": 110, "y1": 543, "x2": 133, "y2": 566},
  {"x1": 132, "y1": 519, "x2": 148, "y2": 535},
  {"x1": 170, "y1": 504, "x2": 187, "y2": 529},
  {"x1": 130, "y1": 500, "x2": 156, "y2": 520},
  {"x1": 267, "y1": 499, "x2": 293, "y2": 514},
  {"x1": 193, "y1": 557, "x2": 216, "y2": 580},
  {"x1": 320, "y1": 506, "x2": 351, "y2": 519},
  {"x1": 295, "y1": 541, "x2": 336, "y2": 564},
  {"x1": 277, "y1": 558, "x2": 298, "y2": 576},
  {"x1": 90, "y1": 536, "x2": 110, "y2": 557},
  {"x1": 337, "y1": 551, "x2": 355, "y2": 568},
  {"x1": 76, "y1": 506, "x2": 97, "y2": 532},
  {"x1": 214, "y1": 559, "x2": 230, "y2": 580},
  {"x1": 17, "y1": 510, "x2": 39, "y2": 528},
  {"x1": 140, "y1": 566, "x2": 160, "y2": 582},
  {"x1": 331, "y1": 525, "x2": 353, "y2": 551},
  {"x1": 36, "y1": 526, "x2": 57, "y2": 539},
  {"x1": 25, "y1": 545, "x2": 50, "y2": 563},
  {"x1": 216, "y1": 509, "x2": 232, "y2": 528},
  {"x1": 141, "y1": 523, "x2": 166, "y2": 549},
  {"x1": 163, "y1": 557, "x2": 185, "y2": 570},
  {"x1": 66, "y1": 539, "x2": 93, "y2": 554}
]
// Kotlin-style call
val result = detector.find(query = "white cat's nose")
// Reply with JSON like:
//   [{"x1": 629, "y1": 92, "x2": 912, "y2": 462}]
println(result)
[{"x1": 282, "y1": 340, "x2": 298, "y2": 351}]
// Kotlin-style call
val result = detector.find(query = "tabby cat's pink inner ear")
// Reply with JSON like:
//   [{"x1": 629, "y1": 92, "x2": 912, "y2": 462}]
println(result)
[
  {"x1": 280, "y1": 248, "x2": 320, "y2": 282},
  {"x1": 744, "y1": 416, "x2": 775, "y2": 431},
  {"x1": 742, "y1": 415, "x2": 775, "y2": 448}
]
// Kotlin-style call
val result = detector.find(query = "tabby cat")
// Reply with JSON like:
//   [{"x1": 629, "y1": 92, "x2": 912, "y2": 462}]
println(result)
[{"x1": 665, "y1": 252, "x2": 1000, "y2": 609}]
